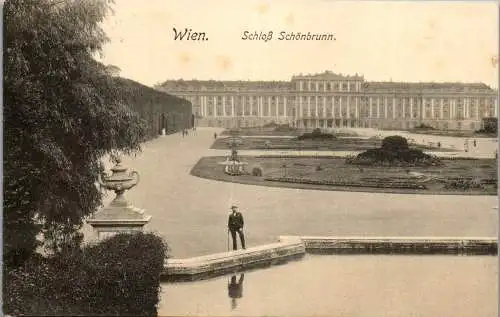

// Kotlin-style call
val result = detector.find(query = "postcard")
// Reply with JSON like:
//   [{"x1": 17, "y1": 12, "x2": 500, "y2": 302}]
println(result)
[{"x1": 3, "y1": 1, "x2": 498, "y2": 316}]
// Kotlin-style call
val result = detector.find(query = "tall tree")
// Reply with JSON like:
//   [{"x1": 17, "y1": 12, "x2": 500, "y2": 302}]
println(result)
[{"x1": 4, "y1": 0, "x2": 147, "y2": 267}]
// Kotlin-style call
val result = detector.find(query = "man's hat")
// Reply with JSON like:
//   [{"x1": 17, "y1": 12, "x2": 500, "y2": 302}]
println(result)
[{"x1": 230, "y1": 205, "x2": 238, "y2": 209}]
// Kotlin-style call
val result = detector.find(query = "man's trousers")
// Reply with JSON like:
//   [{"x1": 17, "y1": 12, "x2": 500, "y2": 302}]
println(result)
[{"x1": 230, "y1": 229, "x2": 246, "y2": 250}]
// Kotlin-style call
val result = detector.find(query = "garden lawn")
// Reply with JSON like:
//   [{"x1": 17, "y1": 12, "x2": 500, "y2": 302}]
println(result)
[
  {"x1": 219, "y1": 127, "x2": 359, "y2": 137},
  {"x1": 211, "y1": 137, "x2": 456, "y2": 152},
  {"x1": 191, "y1": 156, "x2": 497, "y2": 195}
]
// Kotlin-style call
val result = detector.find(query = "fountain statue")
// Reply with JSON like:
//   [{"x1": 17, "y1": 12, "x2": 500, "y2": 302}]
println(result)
[{"x1": 218, "y1": 136, "x2": 248, "y2": 176}]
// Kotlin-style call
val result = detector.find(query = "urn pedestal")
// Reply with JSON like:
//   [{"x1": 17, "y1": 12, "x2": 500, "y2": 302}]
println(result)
[{"x1": 86, "y1": 157, "x2": 151, "y2": 240}]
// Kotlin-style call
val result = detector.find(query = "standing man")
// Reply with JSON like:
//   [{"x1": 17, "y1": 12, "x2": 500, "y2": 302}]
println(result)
[{"x1": 228, "y1": 205, "x2": 246, "y2": 250}]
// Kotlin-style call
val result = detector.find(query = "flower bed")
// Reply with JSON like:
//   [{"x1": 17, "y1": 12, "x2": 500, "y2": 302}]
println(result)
[
  {"x1": 265, "y1": 177, "x2": 427, "y2": 190},
  {"x1": 443, "y1": 179, "x2": 485, "y2": 191},
  {"x1": 480, "y1": 178, "x2": 497, "y2": 185},
  {"x1": 437, "y1": 156, "x2": 480, "y2": 161}
]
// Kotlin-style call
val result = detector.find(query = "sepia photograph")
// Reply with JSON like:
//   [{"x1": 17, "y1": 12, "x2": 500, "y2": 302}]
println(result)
[{"x1": 3, "y1": 0, "x2": 499, "y2": 316}]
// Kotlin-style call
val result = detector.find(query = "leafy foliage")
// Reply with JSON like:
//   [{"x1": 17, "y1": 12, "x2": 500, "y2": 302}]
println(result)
[
  {"x1": 4, "y1": 232, "x2": 168, "y2": 316},
  {"x1": 4, "y1": 0, "x2": 147, "y2": 267},
  {"x1": 477, "y1": 117, "x2": 498, "y2": 134}
]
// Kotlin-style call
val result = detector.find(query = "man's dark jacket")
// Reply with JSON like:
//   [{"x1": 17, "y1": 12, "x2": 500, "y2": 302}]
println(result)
[{"x1": 228, "y1": 212, "x2": 244, "y2": 231}]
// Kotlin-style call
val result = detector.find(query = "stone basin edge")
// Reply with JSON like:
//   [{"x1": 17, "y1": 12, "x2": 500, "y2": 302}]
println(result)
[{"x1": 162, "y1": 236, "x2": 497, "y2": 282}]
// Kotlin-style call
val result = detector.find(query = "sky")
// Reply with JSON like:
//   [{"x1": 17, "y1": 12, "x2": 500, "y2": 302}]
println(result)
[{"x1": 99, "y1": 0, "x2": 499, "y2": 88}]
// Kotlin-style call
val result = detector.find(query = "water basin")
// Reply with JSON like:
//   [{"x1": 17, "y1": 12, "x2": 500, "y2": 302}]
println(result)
[{"x1": 159, "y1": 254, "x2": 497, "y2": 316}]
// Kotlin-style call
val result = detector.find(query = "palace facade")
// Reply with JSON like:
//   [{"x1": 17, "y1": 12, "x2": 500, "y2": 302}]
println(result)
[{"x1": 156, "y1": 71, "x2": 498, "y2": 131}]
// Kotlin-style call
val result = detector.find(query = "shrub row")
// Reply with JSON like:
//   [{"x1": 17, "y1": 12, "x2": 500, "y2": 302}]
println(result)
[
  {"x1": 257, "y1": 155, "x2": 344, "y2": 159},
  {"x1": 4, "y1": 232, "x2": 168, "y2": 317},
  {"x1": 297, "y1": 128, "x2": 336, "y2": 140},
  {"x1": 360, "y1": 176, "x2": 421, "y2": 180},
  {"x1": 480, "y1": 179, "x2": 497, "y2": 185},
  {"x1": 273, "y1": 124, "x2": 297, "y2": 132},
  {"x1": 439, "y1": 157, "x2": 481, "y2": 161},
  {"x1": 444, "y1": 177, "x2": 497, "y2": 185},
  {"x1": 256, "y1": 155, "x2": 484, "y2": 161},
  {"x1": 297, "y1": 133, "x2": 335, "y2": 140},
  {"x1": 443, "y1": 180, "x2": 485, "y2": 190},
  {"x1": 347, "y1": 158, "x2": 442, "y2": 167},
  {"x1": 360, "y1": 177, "x2": 424, "y2": 184},
  {"x1": 265, "y1": 177, "x2": 427, "y2": 189}
]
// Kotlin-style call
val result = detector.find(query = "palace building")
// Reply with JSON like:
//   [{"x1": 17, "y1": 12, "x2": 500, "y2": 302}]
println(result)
[{"x1": 156, "y1": 71, "x2": 498, "y2": 131}]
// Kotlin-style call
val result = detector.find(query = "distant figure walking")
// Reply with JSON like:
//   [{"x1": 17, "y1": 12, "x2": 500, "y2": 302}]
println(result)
[
  {"x1": 214, "y1": 132, "x2": 218, "y2": 139},
  {"x1": 228, "y1": 273, "x2": 244, "y2": 310},
  {"x1": 228, "y1": 205, "x2": 245, "y2": 250},
  {"x1": 473, "y1": 139, "x2": 477, "y2": 147}
]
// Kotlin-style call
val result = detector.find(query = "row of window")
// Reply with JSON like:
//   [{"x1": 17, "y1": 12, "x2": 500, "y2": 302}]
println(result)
[
  {"x1": 296, "y1": 81, "x2": 360, "y2": 92},
  {"x1": 195, "y1": 103, "x2": 495, "y2": 118},
  {"x1": 185, "y1": 95, "x2": 496, "y2": 106}
]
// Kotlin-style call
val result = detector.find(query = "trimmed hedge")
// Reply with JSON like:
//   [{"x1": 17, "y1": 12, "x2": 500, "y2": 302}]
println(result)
[
  {"x1": 257, "y1": 155, "x2": 345, "y2": 159},
  {"x1": 297, "y1": 128, "x2": 335, "y2": 140},
  {"x1": 4, "y1": 232, "x2": 168, "y2": 317}
]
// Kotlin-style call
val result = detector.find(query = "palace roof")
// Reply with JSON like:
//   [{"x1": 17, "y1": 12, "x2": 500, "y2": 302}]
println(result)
[
  {"x1": 158, "y1": 80, "x2": 293, "y2": 91},
  {"x1": 157, "y1": 77, "x2": 496, "y2": 94},
  {"x1": 364, "y1": 82, "x2": 495, "y2": 93},
  {"x1": 291, "y1": 71, "x2": 364, "y2": 81}
]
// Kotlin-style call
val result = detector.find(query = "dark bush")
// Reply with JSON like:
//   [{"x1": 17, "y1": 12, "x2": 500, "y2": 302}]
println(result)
[
  {"x1": 252, "y1": 167, "x2": 263, "y2": 176},
  {"x1": 351, "y1": 148, "x2": 440, "y2": 166},
  {"x1": 311, "y1": 128, "x2": 322, "y2": 137},
  {"x1": 4, "y1": 232, "x2": 168, "y2": 317},
  {"x1": 348, "y1": 135, "x2": 442, "y2": 167},
  {"x1": 414, "y1": 123, "x2": 435, "y2": 130},
  {"x1": 381, "y1": 135, "x2": 409, "y2": 152},
  {"x1": 476, "y1": 117, "x2": 498, "y2": 134}
]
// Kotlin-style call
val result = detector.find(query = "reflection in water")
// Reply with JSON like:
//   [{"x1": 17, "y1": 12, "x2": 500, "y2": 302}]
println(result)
[
  {"x1": 227, "y1": 273, "x2": 244, "y2": 309},
  {"x1": 159, "y1": 255, "x2": 497, "y2": 316}
]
